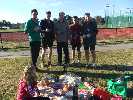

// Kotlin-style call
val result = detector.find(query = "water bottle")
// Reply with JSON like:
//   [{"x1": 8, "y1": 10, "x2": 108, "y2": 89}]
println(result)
[{"x1": 72, "y1": 84, "x2": 78, "y2": 100}]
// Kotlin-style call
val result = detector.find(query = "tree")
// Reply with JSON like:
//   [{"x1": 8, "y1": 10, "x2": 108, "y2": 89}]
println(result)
[
  {"x1": 101, "y1": 18, "x2": 105, "y2": 25},
  {"x1": 6, "y1": 21, "x2": 11, "y2": 27},
  {"x1": 95, "y1": 16, "x2": 102, "y2": 24},
  {"x1": 2, "y1": 20, "x2": 7, "y2": 26},
  {"x1": 0, "y1": 21, "x2": 2, "y2": 28},
  {"x1": 95, "y1": 16, "x2": 106, "y2": 27},
  {"x1": 53, "y1": 18, "x2": 58, "y2": 22}
]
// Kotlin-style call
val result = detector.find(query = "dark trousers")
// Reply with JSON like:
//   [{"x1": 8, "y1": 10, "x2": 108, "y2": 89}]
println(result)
[
  {"x1": 57, "y1": 42, "x2": 69, "y2": 64},
  {"x1": 30, "y1": 41, "x2": 41, "y2": 67}
]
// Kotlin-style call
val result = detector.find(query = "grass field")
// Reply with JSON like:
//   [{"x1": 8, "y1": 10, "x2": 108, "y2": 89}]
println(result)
[
  {"x1": 0, "y1": 38, "x2": 133, "y2": 51},
  {"x1": 0, "y1": 29, "x2": 23, "y2": 32},
  {"x1": 0, "y1": 42, "x2": 29, "y2": 51},
  {"x1": 0, "y1": 49, "x2": 133, "y2": 100}
]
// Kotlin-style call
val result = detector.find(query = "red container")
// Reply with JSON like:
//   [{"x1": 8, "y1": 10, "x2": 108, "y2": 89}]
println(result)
[
  {"x1": 111, "y1": 95, "x2": 123, "y2": 100},
  {"x1": 93, "y1": 88, "x2": 111, "y2": 100}
]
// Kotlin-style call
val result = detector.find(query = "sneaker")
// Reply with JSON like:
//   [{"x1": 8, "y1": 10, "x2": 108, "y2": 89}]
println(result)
[
  {"x1": 85, "y1": 63, "x2": 90, "y2": 67},
  {"x1": 85, "y1": 64, "x2": 88, "y2": 67},
  {"x1": 48, "y1": 61, "x2": 51, "y2": 66},
  {"x1": 57, "y1": 63, "x2": 62, "y2": 66},
  {"x1": 91, "y1": 63, "x2": 96, "y2": 67},
  {"x1": 63, "y1": 63, "x2": 69, "y2": 67},
  {"x1": 77, "y1": 60, "x2": 80, "y2": 63},
  {"x1": 71, "y1": 60, "x2": 75, "y2": 64}
]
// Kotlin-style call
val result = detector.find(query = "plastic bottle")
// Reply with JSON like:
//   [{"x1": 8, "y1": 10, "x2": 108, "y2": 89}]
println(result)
[{"x1": 72, "y1": 84, "x2": 78, "y2": 100}]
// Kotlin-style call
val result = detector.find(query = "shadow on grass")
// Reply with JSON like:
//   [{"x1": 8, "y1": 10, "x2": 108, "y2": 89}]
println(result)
[
  {"x1": 0, "y1": 48, "x2": 9, "y2": 51},
  {"x1": 0, "y1": 46, "x2": 29, "y2": 51},
  {"x1": 69, "y1": 63, "x2": 133, "y2": 71},
  {"x1": 38, "y1": 69, "x2": 133, "y2": 80},
  {"x1": 36, "y1": 64, "x2": 133, "y2": 80}
]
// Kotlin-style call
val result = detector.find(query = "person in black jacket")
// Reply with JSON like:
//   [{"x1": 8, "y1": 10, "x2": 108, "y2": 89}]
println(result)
[
  {"x1": 40, "y1": 11, "x2": 54, "y2": 67},
  {"x1": 82, "y1": 13, "x2": 98, "y2": 67}
]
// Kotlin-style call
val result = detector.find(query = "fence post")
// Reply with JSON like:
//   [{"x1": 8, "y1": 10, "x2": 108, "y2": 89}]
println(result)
[{"x1": 0, "y1": 33, "x2": 3, "y2": 49}]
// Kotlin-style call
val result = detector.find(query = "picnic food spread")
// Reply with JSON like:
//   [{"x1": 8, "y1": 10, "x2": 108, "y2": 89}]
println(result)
[{"x1": 36, "y1": 74, "x2": 127, "y2": 100}]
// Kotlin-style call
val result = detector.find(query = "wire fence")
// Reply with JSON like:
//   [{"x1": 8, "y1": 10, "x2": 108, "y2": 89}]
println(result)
[{"x1": 105, "y1": 16, "x2": 133, "y2": 28}]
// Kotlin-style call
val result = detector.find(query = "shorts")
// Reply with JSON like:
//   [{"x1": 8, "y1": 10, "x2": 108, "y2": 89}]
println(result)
[
  {"x1": 41, "y1": 37, "x2": 53, "y2": 48},
  {"x1": 83, "y1": 37, "x2": 96, "y2": 51},
  {"x1": 83, "y1": 44, "x2": 95, "y2": 51},
  {"x1": 71, "y1": 37, "x2": 81, "y2": 51}
]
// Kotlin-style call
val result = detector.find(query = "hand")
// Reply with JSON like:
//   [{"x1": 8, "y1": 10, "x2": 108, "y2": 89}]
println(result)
[
  {"x1": 41, "y1": 30, "x2": 45, "y2": 33},
  {"x1": 34, "y1": 27, "x2": 40, "y2": 32},
  {"x1": 33, "y1": 92, "x2": 39, "y2": 97},
  {"x1": 54, "y1": 33, "x2": 57, "y2": 41},
  {"x1": 80, "y1": 36, "x2": 83, "y2": 44},
  {"x1": 45, "y1": 28, "x2": 49, "y2": 32},
  {"x1": 24, "y1": 32, "x2": 27, "y2": 34}
]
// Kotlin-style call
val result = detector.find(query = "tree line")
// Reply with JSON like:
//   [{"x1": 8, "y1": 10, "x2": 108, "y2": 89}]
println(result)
[{"x1": 0, "y1": 15, "x2": 105, "y2": 30}]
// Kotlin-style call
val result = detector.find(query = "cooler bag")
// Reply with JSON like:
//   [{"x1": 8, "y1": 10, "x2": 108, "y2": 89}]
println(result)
[{"x1": 107, "y1": 78, "x2": 127, "y2": 98}]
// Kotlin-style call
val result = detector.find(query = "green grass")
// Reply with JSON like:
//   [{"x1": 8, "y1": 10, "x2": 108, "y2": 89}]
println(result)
[
  {"x1": 0, "y1": 42, "x2": 29, "y2": 51},
  {"x1": 97, "y1": 38, "x2": 133, "y2": 45},
  {"x1": 0, "y1": 49, "x2": 133, "y2": 99},
  {"x1": 1, "y1": 38, "x2": 133, "y2": 52},
  {"x1": 0, "y1": 29, "x2": 23, "y2": 32}
]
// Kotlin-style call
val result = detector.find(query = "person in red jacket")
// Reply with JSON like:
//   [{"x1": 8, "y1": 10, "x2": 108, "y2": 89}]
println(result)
[
  {"x1": 69, "y1": 16, "x2": 82, "y2": 63},
  {"x1": 16, "y1": 66, "x2": 39, "y2": 100}
]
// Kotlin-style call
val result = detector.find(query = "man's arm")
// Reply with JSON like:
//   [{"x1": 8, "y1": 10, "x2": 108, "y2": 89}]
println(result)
[
  {"x1": 92, "y1": 19, "x2": 98, "y2": 35},
  {"x1": 24, "y1": 20, "x2": 34, "y2": 34},
  {"x1": 51, "y1": 21, "x2": 55, "y2": 40},
  {"x1": 53, "y1": 22, "x2": 58, "y2": 41},
  {"x1": 80, "y1": 24, "x2": 83, "y2": 44},
  {"x1": 40, "y1": 20, "x2": 46, "y2": 33},
  {"x1": 66, "y1": 22, "x2": 71, "y2": 42}
]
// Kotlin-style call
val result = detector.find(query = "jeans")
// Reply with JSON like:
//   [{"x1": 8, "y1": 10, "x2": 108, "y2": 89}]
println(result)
[{"x1": 30, "y1": 41, "x2": 41, "y2": 67}]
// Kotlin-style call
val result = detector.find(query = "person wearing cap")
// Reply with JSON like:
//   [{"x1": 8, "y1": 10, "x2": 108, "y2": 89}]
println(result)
[
  {"x1": 24, "y1": 9, "x2": 41, "y2": 70},
  {"x1": 69, "y1": 16, "x2": 82, "y2": 63},
  {"x1": 54, "y1": 12, "x2": 70, "y2": 66},
  {"x1": 40, "y1": 11, "x2": 54, "y2": 67},
  {"x1": 82, "y1": 13, "x2": 98, "y2": 67}
]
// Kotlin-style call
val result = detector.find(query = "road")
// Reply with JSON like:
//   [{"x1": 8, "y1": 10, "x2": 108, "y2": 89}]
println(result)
[{"x1": 0, "y1": 43, "x2": 133, "y2": 58}]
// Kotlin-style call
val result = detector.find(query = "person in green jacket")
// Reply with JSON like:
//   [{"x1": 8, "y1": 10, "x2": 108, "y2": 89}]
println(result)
[{"x1": 24, "y1": 9, "x2": 41, "y2": 70}]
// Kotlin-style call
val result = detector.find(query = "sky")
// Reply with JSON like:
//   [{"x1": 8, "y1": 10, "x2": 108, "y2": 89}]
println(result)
[{"x1": 0, "y1": 0, "x2": 133, "y2": 23}]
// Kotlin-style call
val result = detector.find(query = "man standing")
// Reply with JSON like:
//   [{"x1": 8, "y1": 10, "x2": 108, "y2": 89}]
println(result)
[
  {"x1": 24, "y1": 9, "x2": 41, "y2": 69},
  {"x1": 82, "y1": 13, "x2": 98, "y2": 66},
  {"x1": 69, "y1": 16, "x2": 82, "y2": 63},
  {"x1": 54, "y1": 12, "x2": 70, "y2": 66},
  {"x1": 40, "y1": 11, "x2": 54, "y2": 67}
]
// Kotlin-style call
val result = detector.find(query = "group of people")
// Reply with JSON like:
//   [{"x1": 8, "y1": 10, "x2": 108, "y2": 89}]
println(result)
[
  {"x1": 17, "y1": 8, "x2": 98, "y2": 100},
  {"x1": 24, "y1": 9, "x2": 98, "y2": 70}
]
